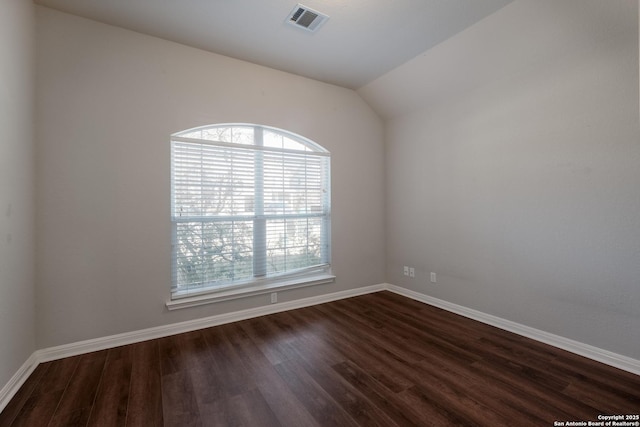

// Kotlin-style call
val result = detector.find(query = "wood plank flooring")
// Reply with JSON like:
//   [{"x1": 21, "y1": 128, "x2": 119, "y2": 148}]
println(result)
[{"x1": 1, "y1": 291, "x2": 639, "y2": 426}]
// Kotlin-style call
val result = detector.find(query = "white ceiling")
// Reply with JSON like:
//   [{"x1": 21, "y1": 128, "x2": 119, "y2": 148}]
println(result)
[{"x1": 34, "y1": 0, "x2": 514, "y2": 89}]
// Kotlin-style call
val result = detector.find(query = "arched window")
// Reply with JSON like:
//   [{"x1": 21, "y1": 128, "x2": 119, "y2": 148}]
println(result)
[{"x1": 170, "y1": 124, "x2": 332, "y2": 304}]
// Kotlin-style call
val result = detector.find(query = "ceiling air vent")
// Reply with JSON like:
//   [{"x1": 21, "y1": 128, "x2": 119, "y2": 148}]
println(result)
[{"x1": 286, "y1": 4, "x2": 329, "y2": 32}]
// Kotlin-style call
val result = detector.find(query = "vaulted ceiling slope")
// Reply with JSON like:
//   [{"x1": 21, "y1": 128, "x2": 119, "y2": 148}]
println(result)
[{"x1": 33, "y1": 0, "x2": 513, "y2": 89}]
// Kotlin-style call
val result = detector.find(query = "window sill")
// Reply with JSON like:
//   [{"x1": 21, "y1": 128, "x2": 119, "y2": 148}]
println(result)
[{"x1": 165, "y1": 273, "x2": 336, "y2": 311}]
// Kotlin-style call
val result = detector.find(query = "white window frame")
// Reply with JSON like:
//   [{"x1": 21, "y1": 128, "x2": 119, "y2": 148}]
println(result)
[{"x1": 167, "y1": 124, "x2": 333, "y2": 310}]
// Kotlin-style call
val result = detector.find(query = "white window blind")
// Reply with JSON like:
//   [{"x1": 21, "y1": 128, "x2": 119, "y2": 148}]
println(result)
[{"x1": 171, "y1": 124, "x2": 331, "y2": 298}]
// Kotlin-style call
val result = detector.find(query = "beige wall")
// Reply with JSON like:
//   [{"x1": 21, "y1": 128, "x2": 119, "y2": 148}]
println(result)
[
  {"x1": 361, "y1": 0, "x2": 640, "y2": 359},
  {"x1": 0, "y1": 0, "x2": 37, "y2": 386},
  {"x1": 21, "y1": 0, "x2": 640, "y2": 368},
  {"x1": 35, "y1": 7, "x2": 385, "y2": 348}
]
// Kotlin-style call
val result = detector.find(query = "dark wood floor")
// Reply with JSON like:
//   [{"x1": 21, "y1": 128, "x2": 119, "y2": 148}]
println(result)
[{"x1": 1, "y1": 291, "x2": 639, "y2": 426}]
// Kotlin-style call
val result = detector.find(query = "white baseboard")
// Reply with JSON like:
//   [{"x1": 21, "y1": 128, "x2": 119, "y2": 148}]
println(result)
[
  {"x1": 3, "y1": 281, "x2": 639, "y2": 413},
  {"x1": 386, "y1": 284, "x2": 640, "y2": 376},
  {"x1": 0, "y1": 353, "x2": 39, "y2": 415},
  {"x1": 35, "y1": 283, "x2": 386, "y2": 363}
]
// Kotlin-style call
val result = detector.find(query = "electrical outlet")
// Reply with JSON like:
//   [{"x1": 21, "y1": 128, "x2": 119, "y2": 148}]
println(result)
[
  {"x1": 403, "y1": 266, "x2": 409, "y2": 276},
  {"x1": 430, "y1": 272, "x2": 437, "y2": 283},
  {"x1": 270, "y1": 292, "x2": 277, "y2": 304},
  {"x1": 409, "y1": 267, "x2": 415, "y2": 278}
]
